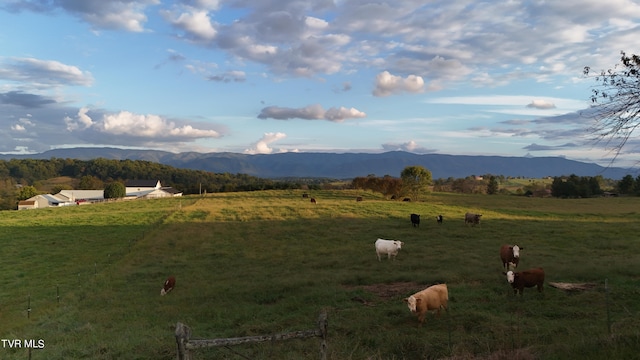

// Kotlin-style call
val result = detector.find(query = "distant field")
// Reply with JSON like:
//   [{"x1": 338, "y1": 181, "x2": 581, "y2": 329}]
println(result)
[{"x1": 0, "y1": 190, "x2": 639, "y2": 359}]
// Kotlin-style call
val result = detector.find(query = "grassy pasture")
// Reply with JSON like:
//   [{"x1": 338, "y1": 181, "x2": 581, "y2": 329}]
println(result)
[{"x1": 0, "y1": 190, "x2": 639, "y2": 359}]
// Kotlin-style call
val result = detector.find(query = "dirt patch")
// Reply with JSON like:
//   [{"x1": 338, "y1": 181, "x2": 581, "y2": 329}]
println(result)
[{"x1": 344, "y1": 282, "x2": 425, "y2": 305}]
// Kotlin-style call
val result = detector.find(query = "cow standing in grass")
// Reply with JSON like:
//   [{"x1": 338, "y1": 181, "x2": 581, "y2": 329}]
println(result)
[
  {"x1": 504, "y1": 268, "x2": 545, "y2": 295},
  {"x1": 374, "y1": 239, "x2": 404, "y2": 261},
  {"x1": 465, "y1": 212, "x2": 482, "y2": 226},
  {"x1": 500, "y1": 244, "x2": 523, "y2": 270},
  {"x1": 404, "y1": 284, "x2": 449, "y2": 326},
  {"x1": 161, "y1": 276, "x2": 176, "y2": 296},
  {"x1": 410, "y1": 214, "x2": 420, "y2": 227}
]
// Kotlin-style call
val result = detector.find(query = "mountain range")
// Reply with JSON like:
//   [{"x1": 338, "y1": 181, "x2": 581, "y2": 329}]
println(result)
[{"x1": 1, "y1": 147, "x2": 636, "y2": 180}]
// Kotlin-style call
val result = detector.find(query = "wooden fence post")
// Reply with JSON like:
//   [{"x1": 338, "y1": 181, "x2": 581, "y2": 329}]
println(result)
[
  {"x1": 318, "y1": 311, "x2": 328, "y2": 360},
  {"x1": 605, "y1": 279, "x2": 611, "y2": 336},
  {"x1": 175, "y1": 322, "x2": 192, "y2": 360}
]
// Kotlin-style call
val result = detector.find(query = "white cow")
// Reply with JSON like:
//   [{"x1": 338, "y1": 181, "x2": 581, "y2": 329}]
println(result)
[{"x1": 374, "y1": 238, "x2": 404, "y2": 261}]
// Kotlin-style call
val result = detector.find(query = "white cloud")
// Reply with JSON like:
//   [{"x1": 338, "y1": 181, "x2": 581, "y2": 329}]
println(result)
[
  {"x1": 373, "y1": 71, "x2": 424, "y2": 97},
  {"x1": 324, "y1": 107, "x2": 367, "y2": 122},
  {"x1": 245, "y1": 132, "x2": 287, "y2": 154},
  {"x1": 258, "y1": 104, "x2": 366, "y2": 122},
  {"x1": 5, "y1": 0, "x2": 160, "y2": 32},
  {"x1": 526, "y1": 100, "x2": 556, "y2": 110},
  {"x1": 100, "y1": 111, "x2": 219, "y2": 138},
  {"x1": 65, "y1": 108, "x2": 221, "y2": 140},
  {"x1": 0, "y1": 58, "x2": 94, "y2": 87},
  {"x1": 162, "y1": 8, "x2": 217, "y2": 43},
  {"x1": 381, "y1": 140, "x2": 434, "y2": 153}
]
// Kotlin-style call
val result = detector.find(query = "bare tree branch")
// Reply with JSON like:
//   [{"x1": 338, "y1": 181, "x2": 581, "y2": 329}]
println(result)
[{"x1": 583, "y1": 51, "x2": 640, "y2": 167}]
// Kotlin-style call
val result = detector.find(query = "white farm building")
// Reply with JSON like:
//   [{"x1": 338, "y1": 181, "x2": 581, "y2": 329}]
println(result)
[{"x1": 18, "y1": 180, "x2": 182, "y2": 210}]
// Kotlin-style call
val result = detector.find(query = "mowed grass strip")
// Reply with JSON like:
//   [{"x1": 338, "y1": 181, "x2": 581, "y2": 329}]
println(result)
[{"x1": 0, "y1": 190, "x2": 638, "y2": 359}]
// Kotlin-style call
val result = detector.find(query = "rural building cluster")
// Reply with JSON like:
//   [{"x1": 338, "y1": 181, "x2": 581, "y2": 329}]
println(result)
[{"x1": 17, "y1": 180, "x2": 182, "y2": 210}]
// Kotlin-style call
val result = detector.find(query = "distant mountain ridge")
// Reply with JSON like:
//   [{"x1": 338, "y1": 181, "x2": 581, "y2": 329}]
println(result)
[{"x1": 0, "y1": 147, "x2": 635, "y2": 179}]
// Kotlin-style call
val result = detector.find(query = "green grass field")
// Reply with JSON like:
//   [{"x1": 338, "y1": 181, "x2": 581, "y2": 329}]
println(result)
[{"x1": 1, "y1": 190, "x2": 639, "y2": 359}]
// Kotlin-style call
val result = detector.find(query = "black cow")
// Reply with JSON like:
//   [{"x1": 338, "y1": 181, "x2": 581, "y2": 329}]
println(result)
[
  {"x1": 410, "y1": 213, "x2": 420, "y2": 227},
  {"x1": 436, "y1": 215, "x2": 443, "y2": 224}
]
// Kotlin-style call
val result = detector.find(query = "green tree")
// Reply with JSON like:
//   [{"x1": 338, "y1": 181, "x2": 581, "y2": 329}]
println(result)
[
  {"x1": 487, "y1": 176, "x2": 499, "y2": 195},
  {"x1": 584, "y1": 51, "x2": 640, "y2": 163},
  {"x1": 103, "y1": 182, "x2": 126, "y2": 199},
  {"x1": 400, "y1": 166, "x2": 432, "y2": 201},
  {"x1": 618, "y1": 175, "x2": 635, "y2": 194},
  {"x1": 634, "y1": 175, "x2": 640, "y2": 196},
  {"x1": 17, "y1": 185, "x2": 38, "y2": 200},
  {"x1": 78, "y1": 175, "x2": 104, "y2": 190}
]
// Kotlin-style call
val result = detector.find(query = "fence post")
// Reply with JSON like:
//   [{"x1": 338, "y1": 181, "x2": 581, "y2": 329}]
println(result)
[
  {"x1": 318, "y1": 311, "x2": 328, "y2": 360},
  {"x1": 605, "y1": 279, "x2": 611, "y2": 336},
  {"x1": 175, "y1": 322, "x2": 192, "y2": 360}
]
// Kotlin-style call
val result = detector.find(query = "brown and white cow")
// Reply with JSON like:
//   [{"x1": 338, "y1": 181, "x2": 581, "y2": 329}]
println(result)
[
  {"x1": 500, "y1": 244, "x2": 523, "y2": 270},
  {"x1": 161, "y1": 276, "x2": 176, "y2": 296},
  {"x1": 403, "y1": 284, "x2": 449, "y2": 325},
  {"x1": 310, "y1": 198, "x2": 317, "y2": 204},
  {"x1": 465, "y1": 212, "x2": 482, "y2": 226},
  {"x1": 504, "y1": 268, "x2": 544, "y2": 295}
]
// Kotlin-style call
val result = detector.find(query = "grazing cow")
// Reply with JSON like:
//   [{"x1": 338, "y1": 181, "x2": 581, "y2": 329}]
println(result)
[
  {"x1": 302, "y1": 193, "x2": 309, "y2": 198},
  {"x1": 464, "y1": 212, "x2": 482, "y2": 226},
  {"x1": 374, "y1": 238, "x2": 404, "y2": 261},
  {"x1": 500, "y1": 244, "x2": 523, "y2": 270},
  {"x1": 436, "y1": 214, "x2": 443, "y2": 224},
  {"x1": 404, "y1": 284, "x2": 449, "y2": 325},
  {"x1": 356, "y1": 196, "x2": 363, "y2": 202},
  {"x1": 161, "y1": 276, "x2": 176, "y2": 296},
  {"x1": 402, "y1": 197, "x2": 411, "y2": 202},
  {"x1": 410, "y1": 213, "x2": 420, "y2": 227},
  {"x1": 310, "y1": 198, "x2": 317, "y2": 204},
  {"x1": 504, "y1": 268, "x2": 545, "y2": 295}
]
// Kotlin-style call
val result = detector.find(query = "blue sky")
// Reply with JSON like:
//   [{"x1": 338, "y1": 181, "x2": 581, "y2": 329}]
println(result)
[{"x1": 1, "y1": 0, "x2": 640, "y2": 167}]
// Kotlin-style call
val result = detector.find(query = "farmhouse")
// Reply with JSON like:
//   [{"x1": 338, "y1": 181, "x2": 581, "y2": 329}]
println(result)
[
  {"x1": 124, "y1": 180, "x2": 183, "y2": 199},
  {"x1": 20, "y1": 190, "x2": 104, "y2": 209},
  {"x1": 17, "y1": 200, "x2": 36, "y2": 210},
  {"x1": 18, "y1": 180, "x2": 182, "y2": 210}
]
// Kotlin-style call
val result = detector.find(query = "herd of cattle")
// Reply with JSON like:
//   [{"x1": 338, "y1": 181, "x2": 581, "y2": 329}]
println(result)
[
  {"x1": 160, "y1": 200, "x2": 545, "y2": 327},
  {"x1": 376, "y1": 212, "x2": 546, "y2": 325}
]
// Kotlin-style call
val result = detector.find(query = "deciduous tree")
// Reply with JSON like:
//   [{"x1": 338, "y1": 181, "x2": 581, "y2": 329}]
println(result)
[
  {"x1": 400, "y1": 166, "x2": 432, "y2": 201},
  {"x1": 104, "y1": 182, "x2": 126, "y2": 199},
  {"x1": 17, "y1": 185, "x2": 38, "y2": 200},
  {"x1": 584, "y1": 51, "x2": 640, "y2": 164}
]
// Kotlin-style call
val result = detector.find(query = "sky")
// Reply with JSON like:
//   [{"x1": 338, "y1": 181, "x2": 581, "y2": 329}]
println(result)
[{"x1": 2, "y1": 0, "x2": 640, "y2": 168}]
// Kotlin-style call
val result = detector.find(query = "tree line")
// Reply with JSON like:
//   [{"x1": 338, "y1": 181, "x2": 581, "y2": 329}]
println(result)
[
  {"x1": 1, "y1": 158, "x2": 638, "y2": 210},
  {"x1": 354, "y1": 171, "x2": 638, "y2": 199},
  {"x1": 0, "y1": 158, "x2": 305, "y2": 210}
]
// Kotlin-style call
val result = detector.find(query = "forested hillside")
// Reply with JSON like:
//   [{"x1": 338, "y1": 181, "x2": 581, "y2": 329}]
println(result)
[{"x1": 0, "y1": 158, "x2": 306, "y2": 210}]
